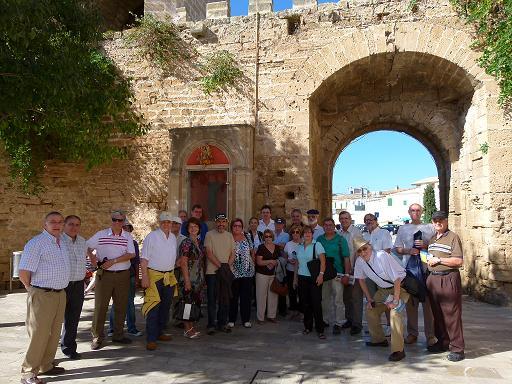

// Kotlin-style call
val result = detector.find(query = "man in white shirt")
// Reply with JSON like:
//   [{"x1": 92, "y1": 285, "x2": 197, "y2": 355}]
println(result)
[
  {"x1": 394, "y1": 203, "x2": 436, "y2": 346},
  {"x1": 362, "y1": 213, "x2": 392, "y2": 252},
  {"x1": 60, "y1": 215, "x2": 87, "y2": 360},
  {"x1": 141, "y1": 211, "x2": 178, "y2": 350},
  {"x1": 87, "y1": 210, "x2": 135, "y2": 350},
  {"x1": 354, "y1": 238, "x2": 409, "y2": 362},
  {"x1": 257, "y1": 205, "x2": 275, "y2": 233},
  {"x1": 338, "y1": 211, "x2": 363, "y2": 335},
  {"x1": 306, "y1": 209, "x2": 324, "y2": 239}
]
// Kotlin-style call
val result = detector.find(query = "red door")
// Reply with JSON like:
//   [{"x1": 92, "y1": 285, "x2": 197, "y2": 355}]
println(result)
[{"x1": 189, "y1": 170, "x2": 228, "y2": 221}]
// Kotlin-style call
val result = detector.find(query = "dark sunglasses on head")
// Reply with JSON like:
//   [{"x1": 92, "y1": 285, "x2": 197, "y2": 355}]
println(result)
[{"x1": 112, "y1": 218, "x2": 124, "y2": 222}]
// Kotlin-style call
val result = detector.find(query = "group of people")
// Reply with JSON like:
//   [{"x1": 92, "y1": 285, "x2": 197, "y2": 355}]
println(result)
[{"x1": 17, "y1": 203, "x2": 466, "y2": 384}]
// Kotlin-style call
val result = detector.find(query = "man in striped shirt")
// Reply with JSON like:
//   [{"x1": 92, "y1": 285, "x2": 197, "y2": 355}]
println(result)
[{"x1": 87, "y1": 210, "x2": 135, "y2": 350}]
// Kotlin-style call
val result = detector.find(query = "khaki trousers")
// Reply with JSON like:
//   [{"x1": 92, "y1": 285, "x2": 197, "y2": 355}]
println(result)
[
  {"x1": 92, "y1": 269, "x2": 130, "y2": 340},
  {"x1": 255, "y1": 273, "x2": 278, "y2": 321},
  {"x1": 366, "y1": 287, "x2": 409, "y2": 353},
  {"x1": 322, "y1": 278, "x2": 345, "y2": 326},
  {"x1": 406, "y1": 295, "x2": 435, "y2": 340},
  {"x1": 21, "y1": 288, "x2": 66, "y2": 379}
]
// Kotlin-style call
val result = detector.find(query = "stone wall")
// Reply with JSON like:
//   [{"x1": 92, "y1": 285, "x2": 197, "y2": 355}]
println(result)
[{"x1": 1, "y1": 0, "x2": 511, "y2": 304}]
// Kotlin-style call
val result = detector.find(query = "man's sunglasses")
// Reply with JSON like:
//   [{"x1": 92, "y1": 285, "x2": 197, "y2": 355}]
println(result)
[{"x1": 112, "y1": 218, "x2": 124, "y2": 222}]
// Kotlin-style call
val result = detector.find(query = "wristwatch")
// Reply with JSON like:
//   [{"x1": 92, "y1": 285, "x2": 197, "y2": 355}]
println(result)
[
  {"x1": 392, "y1": 299, "x2": 399, "y2": 305},
  {"x1": 319, "y1": 271, "x2": 325, "y2": 275}
]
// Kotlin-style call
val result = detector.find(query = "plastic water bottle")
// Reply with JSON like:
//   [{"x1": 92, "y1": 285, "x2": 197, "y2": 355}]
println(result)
[{"x1": 385, "y1": 294, "x2": 406, "y2": 312}]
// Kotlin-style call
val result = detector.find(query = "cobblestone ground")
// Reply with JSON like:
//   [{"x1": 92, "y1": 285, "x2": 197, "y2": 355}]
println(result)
[{"x1": 1, "y1": 291, "x2": 511, "y2": 384}]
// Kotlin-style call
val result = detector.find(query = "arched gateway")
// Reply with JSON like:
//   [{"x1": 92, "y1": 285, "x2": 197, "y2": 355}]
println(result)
[{"x1": 1, "y1": 1, "x2": 510, "y2": 304}]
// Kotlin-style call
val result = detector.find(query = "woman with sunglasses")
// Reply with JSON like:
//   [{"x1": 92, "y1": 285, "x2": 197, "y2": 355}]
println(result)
[
  {"x1": 228, "y1": 218, "x2": 255, "y2": 328},
  {"x1": 293, "y1": 225, "x2": 327, "y2": 339},
  {"x1": 284, "y1": 225, "x2": 302, "y2": 316},
  {"x1": 353, "y1": 237, "x2": 409, "y2": 361},
  {"x1": 255, "y1": 229, "x2": 281, "y2": 324}
]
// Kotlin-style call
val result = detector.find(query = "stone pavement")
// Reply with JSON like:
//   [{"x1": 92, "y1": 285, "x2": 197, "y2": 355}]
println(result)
[{"x1": 1, "y1": 291, "x2": 511, "y2": 384}]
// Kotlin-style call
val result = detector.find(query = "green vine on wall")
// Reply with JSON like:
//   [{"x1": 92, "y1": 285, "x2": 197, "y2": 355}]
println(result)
[
  {"x1": 450, "y1": 0, "x2": 512, "y2": 106},
  {"x1": 124, "y1": 14, "x2": 196, "y2": 75},
  {"x1": 125, "y1": 16, "x2": 243, "y2": 94},
  {"x1": 200, "y1": 51, "x2": 243, "y2": 95}
]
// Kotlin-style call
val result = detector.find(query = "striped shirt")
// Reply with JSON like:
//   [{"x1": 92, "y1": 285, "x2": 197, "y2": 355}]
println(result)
[
  {"x1": 427, "y1": 230, "x2": 463, "y2": 272},
  {"x1": 86, "y1": 228, "x2": 135, "y2": 271},
  {"x1": 19, "y1": 230, "x2": 71, "y2": 290},
  {"x1": 62, "y1": 233, "x2": 87, "y2": 281}
]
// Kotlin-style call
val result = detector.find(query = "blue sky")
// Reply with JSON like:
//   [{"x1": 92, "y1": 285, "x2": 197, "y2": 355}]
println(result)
[
  {"x1": 229, "y1": 1, "x2": 438, "y2": 193},
  {"x1": 332, "y1": 131, "x2": 437, "y2": 193},
  {"x1": 231, "y1": 0, "x2": 337, "y2": 15}
]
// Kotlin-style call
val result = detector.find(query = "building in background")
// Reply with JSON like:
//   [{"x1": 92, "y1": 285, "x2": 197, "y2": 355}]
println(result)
[{"x1": 332, "y1": 177, "x2": 439, "y2": 225}]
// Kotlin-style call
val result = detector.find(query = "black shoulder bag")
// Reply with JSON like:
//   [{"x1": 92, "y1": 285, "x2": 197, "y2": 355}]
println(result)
[
  {"x1": 307, "y1": 242, "x2": 337, "y2": 281},
  {"x1": 364, "y1": 259, "x2": 419, "y2": 298}
]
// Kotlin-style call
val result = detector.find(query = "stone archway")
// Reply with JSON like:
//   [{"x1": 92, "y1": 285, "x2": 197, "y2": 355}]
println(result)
[
  {"x1": 283, "y1": 21, "x2": 511, "y2": 303},
  {"x1": 310, "y1": 51, "x2": 477, "y2": 217}
]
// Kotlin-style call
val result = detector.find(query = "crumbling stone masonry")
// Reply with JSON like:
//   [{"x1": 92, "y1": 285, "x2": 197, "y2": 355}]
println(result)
[{"x1": 1, "y1": 0, "x2": 511, "y2": 305}]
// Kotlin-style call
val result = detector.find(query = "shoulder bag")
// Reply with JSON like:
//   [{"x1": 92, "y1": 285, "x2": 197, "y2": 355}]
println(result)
[
  {"x1": 173, "y1": 292, "x2": 201, "y2": 322},
  {"x1": 307, "y1": 243, "x2": 337, "y2": 281},
  {"x1": 364, "y1": 259, "x2": 420, "y2": 298}
]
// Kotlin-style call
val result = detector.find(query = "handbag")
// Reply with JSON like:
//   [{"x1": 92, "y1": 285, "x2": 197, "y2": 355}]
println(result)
[
  {"x1": 307, "y1": 243, "x2": 337, "y2": 281},
  {"x1": 173, "y1": 293, "x2": 201, "y2": 322},
  {"x1": 364, "y1": 260, "x2": 419, "y2": 298},
  {"x1": 270, "y1": 277, "x2": 288, "y2": 296}
]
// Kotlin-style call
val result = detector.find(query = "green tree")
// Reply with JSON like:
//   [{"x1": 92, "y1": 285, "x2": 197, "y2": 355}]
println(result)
[
  {"x1": 422, "y1": 184, "x2": 437, "y2": 223},
  {"x1": 0, "y1": 0, "x2": 146, "y2": 193}
]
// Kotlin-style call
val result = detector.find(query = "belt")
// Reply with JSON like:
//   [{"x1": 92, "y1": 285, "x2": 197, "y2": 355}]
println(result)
[
  {"x1": 31, "y1": 285, "x2": 63, "y2": 292},
  {"x1": 103, "y1": 269, "x2": 129, "y2": 273},
  {"x1": 430, "y1": 269, "x2": 457, "y2": 276},
  {"x1": 148, "y1": 267, "x2": 174, "y2": 273}
]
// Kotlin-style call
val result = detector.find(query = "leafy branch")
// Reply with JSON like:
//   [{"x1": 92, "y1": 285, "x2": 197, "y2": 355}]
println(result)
[
  {"x1": 0, "y1": 0, "x2": 147, "y2": 193},
  {"x1": 451, "y1": 0, "x2": 512, "y2": 106},
  {"x1": 200, "y1": 50, "x2": 243, "y2": 95}
]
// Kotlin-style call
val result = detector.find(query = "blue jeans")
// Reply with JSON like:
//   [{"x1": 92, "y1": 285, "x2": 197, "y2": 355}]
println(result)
[
  {"x1": 206, "y1": 274, "x2": 228, "y2": 329},
  {"x1": 146, "y1": 279, "x2": 174, "y2": 342},
  {"x1": 109, "y1": 274, "x2": 138, "y2": 333}
]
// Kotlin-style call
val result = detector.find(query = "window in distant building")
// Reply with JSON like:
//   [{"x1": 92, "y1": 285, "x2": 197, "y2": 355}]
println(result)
[
  {"x1": 387, "y1": 198, "x2": 393, "y2": 206},
  {"x1": 403, "y1": 200, "x2": 407, "y2": 205}
]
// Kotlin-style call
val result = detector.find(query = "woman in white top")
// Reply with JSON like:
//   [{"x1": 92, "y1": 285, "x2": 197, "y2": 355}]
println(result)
[{"x1": 283, "y1": 224, "x2": 302, "y2": 313}]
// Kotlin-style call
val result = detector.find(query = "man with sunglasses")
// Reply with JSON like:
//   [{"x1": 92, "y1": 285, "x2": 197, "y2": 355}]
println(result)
[{"x1": 87, "y1": 210, "x2": 135, "y2": 350}]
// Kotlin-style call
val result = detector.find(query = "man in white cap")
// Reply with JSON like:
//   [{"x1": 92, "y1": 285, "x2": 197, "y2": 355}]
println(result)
[
  {"x1": 170, "y1": 216, "x2": 187, "y2": 251},
  {"x1": 140, "y1": 211, "x2": 178, "y2": 350},
  {"x1": 87, "y1": 210, "x2": 135, "y2": 350}
]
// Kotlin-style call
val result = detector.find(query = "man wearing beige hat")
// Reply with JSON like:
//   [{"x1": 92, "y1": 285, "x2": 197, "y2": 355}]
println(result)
[
  {"x1": 87, "y1": 210, "x2": 135, "y2": 350},
  {"x1": 140, "y1": 212, "x2": 178, "y2": 350},
  {"x1": 353, "y1": 237, "x2": 409, "y2": 362}
]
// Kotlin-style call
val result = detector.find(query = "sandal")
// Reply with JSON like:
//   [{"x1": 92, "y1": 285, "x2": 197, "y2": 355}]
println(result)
[
  {"x1": 184, "y1": 327, "x2": 200, "y2": 339},
  {"x1": 318, "y1": 333, "x2": 326, "y2": 339},
  {"x1": 302, "y1": 329, "x2": 311, "y2": 335}
]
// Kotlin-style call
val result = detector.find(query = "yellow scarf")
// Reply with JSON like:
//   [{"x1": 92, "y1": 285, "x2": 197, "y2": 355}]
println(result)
[{"x1": 142, "y1": 269, "x2": 178, "y2": 317}]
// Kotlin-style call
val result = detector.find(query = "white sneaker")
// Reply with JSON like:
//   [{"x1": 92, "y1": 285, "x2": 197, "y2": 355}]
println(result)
[
  {"x1": 384, "y1": 325, "x2": 391, "y2": 337},
  {"x1": 227, "y1": 322, "x2": 235, "y2": 328},
  {"x1": 243, "y1": 322, "x2": 252, "y2": 328}
]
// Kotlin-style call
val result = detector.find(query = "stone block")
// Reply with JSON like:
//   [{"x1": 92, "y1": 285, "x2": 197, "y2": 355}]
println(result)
[
  {"x1": 206, "y1": 1, "x2": 230, "y2": 19},
  {"x1": 293, "y1": 0, "x2": 318, "y2": 10},
  {"x1": 249, "y1": 0, "x2": 273, "y2": 15}
]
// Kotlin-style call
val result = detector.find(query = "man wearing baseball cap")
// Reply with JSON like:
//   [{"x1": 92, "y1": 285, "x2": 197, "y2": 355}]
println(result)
[
  {"x1": 205, "y1": 213, "x2": 235, "y2": 334},
  {"x1": 87, "y1": 210, "x2": 135, "y2": 350},
  {"x1": 140, "y1": 211, "x2": 178, "y2": 350}
]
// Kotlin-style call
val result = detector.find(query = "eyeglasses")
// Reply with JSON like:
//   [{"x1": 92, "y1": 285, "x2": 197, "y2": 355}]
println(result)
[
  {"x1": 364, "y1": 219, "x2": 376, "y2": 223},
  {"x1": 357, "y1": 246, "x2": 369, "y2": 253},
  {"x1": 112, "y1": 218, "x2": 124, "y2": 222},
  {"x1": 292, "y1": 230, "x2": 301, "y2": 234},
  {"x1": 264, "y1": 235, "x2": 273, "y2": 239},
  {"x1": 232, "y1": 224, "x2": 242, "y2": 228}
]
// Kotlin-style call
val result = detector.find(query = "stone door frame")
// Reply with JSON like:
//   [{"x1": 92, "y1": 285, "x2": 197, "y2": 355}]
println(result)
[{"x1": 168, "y1": 124, "x2": 254, "y2": 220}]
